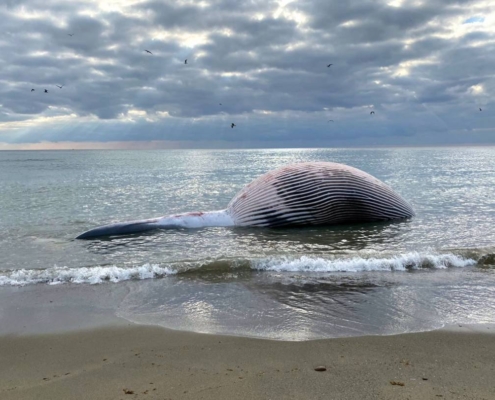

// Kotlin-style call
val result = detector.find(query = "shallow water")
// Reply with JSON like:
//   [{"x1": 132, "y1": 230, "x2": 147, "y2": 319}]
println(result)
[{"x1": 1, "y1": 148, "x2": 494, "y2": 339}]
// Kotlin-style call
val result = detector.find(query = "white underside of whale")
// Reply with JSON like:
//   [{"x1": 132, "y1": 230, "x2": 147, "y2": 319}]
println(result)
[{"x1": 154, "y1": 210, "x2": 235, "y2": 228}]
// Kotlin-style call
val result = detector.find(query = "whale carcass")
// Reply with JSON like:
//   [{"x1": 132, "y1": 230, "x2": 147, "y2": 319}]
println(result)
[{"x1": 76, "y1": 162, "x2": 414, "y2": 239}]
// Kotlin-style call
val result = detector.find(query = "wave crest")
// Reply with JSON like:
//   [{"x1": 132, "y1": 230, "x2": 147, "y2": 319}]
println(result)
[
  {"x1": 0, "y1": 264, "x2": 177, "y2": 286},
  {"x1": 0, "y1": 252, "x2": 477, "y2": 286},
  {"x1": 252, "y1": 252, "x2": 476, "y2": 272}
]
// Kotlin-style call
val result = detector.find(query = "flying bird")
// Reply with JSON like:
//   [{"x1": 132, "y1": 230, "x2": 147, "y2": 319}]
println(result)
[
  {"x1": 231, "y1": 123, "x2": 236, "y2": 128},
  {"x1": 31, "y1": 89, "x2": 35, "y2": 92},
  {"x1": 327, "y1": 120, "x2": 334, "y2": 122},
  {"x1": 67, "y1": 33, "x2": 74, "y2": 36},
  {"x1": 479, "y1": 108, "x2": 482, "y2": 111},
  {"x1": 44, "y1": 89, "x2": 48, "y2": 93},
  {"x1": 327, "y1": 64, "x2": 333, "y2": 67},
  {"x1": 219, "y1": 103, "x2": 222, "y2": 105},
  {"x1": 184, "y1": 59, "x2": 187, "y2": 64},
  {"x1": 145, "y1": 50, "x2": 153, "y2": 54},
  {"x1": 370, "y1": 111, "x2": 375, "y2": 115},
  {"x1": 56, "y1": 85, "x2": 63, "y2": 89}
]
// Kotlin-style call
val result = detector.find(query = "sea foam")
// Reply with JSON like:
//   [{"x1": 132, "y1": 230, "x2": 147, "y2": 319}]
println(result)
[
  {"x1": 0, "y1": 264, "x2": 176, "y2": 286},
  {"x1": 252, "y1": 252, "x2": 476, "y2": 273},
  {"x1": 0, "y1": 252, "x2": 477, "y2": 286}
]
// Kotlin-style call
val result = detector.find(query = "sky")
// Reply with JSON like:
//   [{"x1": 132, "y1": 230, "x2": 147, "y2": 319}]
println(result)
[{"x1": 0, "y1": 0, "x2": 494, "y2": 149}]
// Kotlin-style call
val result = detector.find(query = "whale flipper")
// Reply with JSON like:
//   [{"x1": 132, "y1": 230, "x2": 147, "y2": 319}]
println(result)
[
  {"x1": 76, "y1": 210, "x2": 234, "y2": 239},
  {"x1": 76, "y1": 218, "x2": 162, "y2": 239}
]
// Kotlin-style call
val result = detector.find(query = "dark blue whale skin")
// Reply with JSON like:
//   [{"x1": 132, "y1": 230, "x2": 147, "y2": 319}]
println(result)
[{"x1": 76, "y1": 218, "x2": 161, "y2": 239}]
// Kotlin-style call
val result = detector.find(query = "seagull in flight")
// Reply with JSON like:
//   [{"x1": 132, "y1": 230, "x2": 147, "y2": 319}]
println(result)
[
  {"x1": 56, "y1": 85, "x2": 63, "y2": 89},
  {"x1": 370, "y1": 111, "x2": 375, "y2": 115},
  {"x1": 327, "y1": 120, "x2": 334, "y2": 122},
  {"x1": 145, "y1": 50, "x2": 153, "y2": 55},
  {"x1": 44, "y1": 89, "x2": 48, "y2": 93},
  {"x1": 231, "y1": 123, "x2": 236, "y2": 128},
  {"x1": 327, "y1": 64, "x2": 333, "y2": 67},
  {"x1": 31, "y1": 89, "x2": 35, "y2": 92},
  {"x1": 184, "y1": 59, "x2": 187, "y2": 64},
  {"x1": 67, "y1": 33, "x2": 74, "y2": 37}
]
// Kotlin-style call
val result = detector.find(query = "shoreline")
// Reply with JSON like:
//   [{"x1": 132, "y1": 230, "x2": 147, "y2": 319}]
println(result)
[{"x1": 1, "y1": 324, "x2": 494, "y2": 400}]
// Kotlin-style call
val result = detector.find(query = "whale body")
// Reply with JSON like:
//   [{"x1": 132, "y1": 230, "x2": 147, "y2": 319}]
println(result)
[{"x1": 76, "y1": 162, "x2": 414, "y2": 239}]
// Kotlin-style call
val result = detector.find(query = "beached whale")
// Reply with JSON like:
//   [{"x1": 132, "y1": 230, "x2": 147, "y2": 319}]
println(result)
[{"x1": 76, "y1": 162, "x2": 414, "y2": 239}]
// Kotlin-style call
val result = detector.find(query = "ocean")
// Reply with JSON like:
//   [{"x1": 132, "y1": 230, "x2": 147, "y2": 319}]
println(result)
[{"x1": 1, "y1": 148, "x2": 494, "y2": 340}]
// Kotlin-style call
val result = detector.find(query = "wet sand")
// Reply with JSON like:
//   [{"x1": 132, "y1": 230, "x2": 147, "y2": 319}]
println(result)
[{"x1": 1, "y1": 325, "x2": 494, "y2": 400}]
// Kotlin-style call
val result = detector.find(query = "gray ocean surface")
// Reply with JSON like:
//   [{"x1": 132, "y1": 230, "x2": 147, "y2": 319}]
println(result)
[{"x1": 1, "y1": 148, "x2": 495, "y2": 340}]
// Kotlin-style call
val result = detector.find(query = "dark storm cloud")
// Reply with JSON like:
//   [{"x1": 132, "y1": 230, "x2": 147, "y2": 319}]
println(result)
[{"x1": 0, "y1": 0, "x2": 494, "y2": 147}]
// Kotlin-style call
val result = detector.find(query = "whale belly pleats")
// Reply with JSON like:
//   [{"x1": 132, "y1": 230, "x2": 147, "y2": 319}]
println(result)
[{"x1": 227, "y1": 162, "x2": 414, "y2": 227}]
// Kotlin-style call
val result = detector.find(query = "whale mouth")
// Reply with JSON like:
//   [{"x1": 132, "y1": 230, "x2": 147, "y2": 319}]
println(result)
[{"x1": 76, "y1": 219, "x2": 162, "y2": 239}]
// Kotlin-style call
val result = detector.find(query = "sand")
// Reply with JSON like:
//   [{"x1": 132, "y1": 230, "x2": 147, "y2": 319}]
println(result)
[{"x1": 1, "y1": 325, "x2": 494, "y2": 400}]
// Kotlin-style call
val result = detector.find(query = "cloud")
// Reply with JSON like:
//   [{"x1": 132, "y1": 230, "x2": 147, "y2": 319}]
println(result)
[{"x1": 0, "y1": 0, "x2": 494, "y2": 148}]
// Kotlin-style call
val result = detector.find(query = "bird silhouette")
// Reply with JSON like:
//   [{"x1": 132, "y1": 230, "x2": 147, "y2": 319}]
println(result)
[
  {"x1": 145, "y1": 50, "x2": 153, "y2": 54},
  {"x1": 56, "y1": 85, "x2": 63, "y2": 89},
  {"x1": 231, "y1": 123, "x2": 236, "y2": 128},
  {"x1": 327, "y1": 120, "x2": 334, "y2": 122},
  {"x1": 219, "y1": 103, "x2": 222, "y2": 105},
  {"x1": 31, "y1": 89, "x2": 35, "y2": 92},
  {"x1": 370, "y1": 111, "x2": 375, "y2": 115},
  {"x1": 184, "y1": 59, "x2": 187, "y2": 64},
  {"x1": 327, "y1": 64, "x2": 333, "y2": 67},
  {"x1": 479, "y1": 108, "x2": 482, "y2": 111},
  {"x1": 67, "y1": 33, "x2": 74, "y2": 37},
  {"x1": 44, "y1": 89, "x2": 48, "y2": 93}
]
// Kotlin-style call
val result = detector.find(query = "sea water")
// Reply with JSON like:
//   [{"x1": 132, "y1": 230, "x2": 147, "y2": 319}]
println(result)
[{"x1": 0, "y1": 148, "x2": 494, "y2": 339}]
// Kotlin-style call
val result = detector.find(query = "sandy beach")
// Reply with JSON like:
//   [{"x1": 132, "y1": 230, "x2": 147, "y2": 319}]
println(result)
[{"x1": 1, "y1": 325, "x2": 494, "y2": 400}]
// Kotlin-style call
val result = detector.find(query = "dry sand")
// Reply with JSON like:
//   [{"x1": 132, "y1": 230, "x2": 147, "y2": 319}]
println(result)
[{"x1": 1, "y1": 325, "x2": 494, "y2": 400}]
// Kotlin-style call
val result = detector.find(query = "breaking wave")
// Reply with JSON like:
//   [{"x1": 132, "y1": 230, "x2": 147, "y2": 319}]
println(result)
[
  {"x1": 0, "y1": 252, "x2": 479, "y2": 286},
  {"x1": 253, "y1": 252, "x2": 477, "y2": 272},
  {"x1": 0, "y1": 264, "x2": 177, "y2": 286}
]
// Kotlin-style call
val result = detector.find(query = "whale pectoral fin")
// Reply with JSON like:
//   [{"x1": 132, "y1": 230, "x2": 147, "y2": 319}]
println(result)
[{"x1": 76, "y1": 218, "x2": 161, "y2": 239}]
